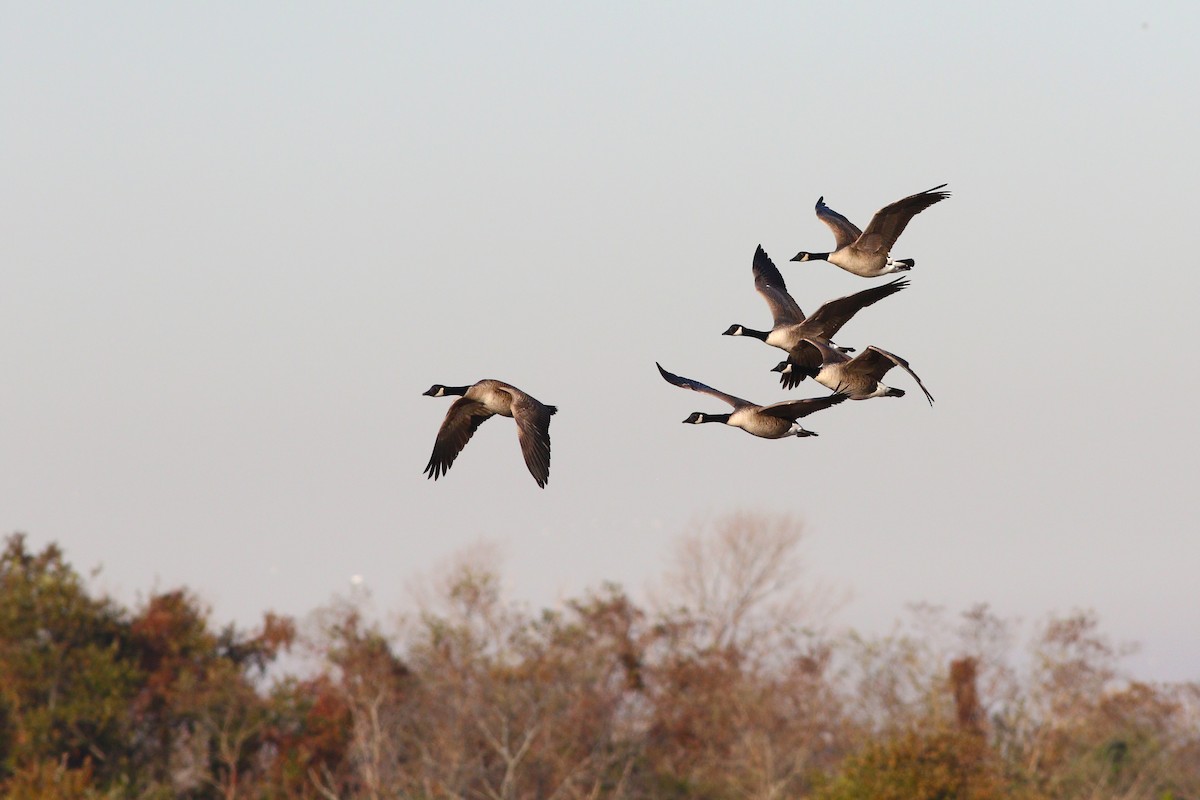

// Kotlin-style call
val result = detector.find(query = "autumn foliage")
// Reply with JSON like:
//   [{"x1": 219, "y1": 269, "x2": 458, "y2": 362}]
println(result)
[{"x1": 0, "y1": 518, "x2": 1196, "y2": 799}]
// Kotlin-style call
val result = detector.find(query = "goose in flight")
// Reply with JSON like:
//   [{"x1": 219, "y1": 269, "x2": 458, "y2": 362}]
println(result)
[
  {"x1": 773, "y1": 339, "x2": 935, "y2": 405},
  {"x1": 656, "y1": 363, "x2": 846, "y2": 438},
  {"x1": 724, "y1": 245, "x2": 907, "y2": 383},
  {"x1": 423, "y1": 380, "x2": 556, "y2": 487},
  {"x1": 791, "y1": 184, "x2": 950, "y2": 277}
]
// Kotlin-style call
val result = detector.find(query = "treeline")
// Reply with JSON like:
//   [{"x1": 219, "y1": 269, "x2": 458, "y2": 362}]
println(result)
[{"x1": 0, "y1": 516, "x2": 1197, "y2": 800}]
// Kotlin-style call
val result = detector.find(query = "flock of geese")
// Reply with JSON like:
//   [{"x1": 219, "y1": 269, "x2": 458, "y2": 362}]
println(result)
[{"x1": 423, "y1": 184, "x2": 951, "y2": 488}]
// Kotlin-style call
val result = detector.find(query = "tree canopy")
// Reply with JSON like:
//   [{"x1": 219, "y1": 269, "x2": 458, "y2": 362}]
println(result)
[{"x1": 0, "y1": 521, "x2": 1195, "y2": 800}]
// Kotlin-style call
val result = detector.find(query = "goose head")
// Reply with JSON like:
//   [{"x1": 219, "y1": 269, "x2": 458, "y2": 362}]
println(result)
[
  {"x1": 424, "y1": 384, "x2": 472, "y2": 397},
  {"x1": 683, "y1": 411, "x2": 731, "y2": 425},
  {"x1": 722, "y1": 324, "x2": 746, "y2": 336}
]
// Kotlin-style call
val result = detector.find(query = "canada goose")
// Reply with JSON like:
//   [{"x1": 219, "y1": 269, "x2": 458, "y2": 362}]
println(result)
[
  {"x1": 423, "y1": 380, "x2": 556, "y2": 487},
  {"x1": 656, "y1": 363, "x2": 847, "y2": 439},
  {"x1": 774, "y1": 338, "x2": 935, "y2": 405},
  {"x1": 723, "y1": 245, "x2": 908, "y2": 383},
  {"x1": 791, "y1": 184, "x2": 950, "y2": 277}
]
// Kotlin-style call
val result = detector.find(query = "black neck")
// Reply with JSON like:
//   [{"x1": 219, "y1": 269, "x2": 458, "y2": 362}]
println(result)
[
  {"x1": 703, "y1": 413, "x2": 732, "y2": 424},
  {"x1": 445, "y1": 385, "x2": 471, "y2": 396},
  {"x1": 736, "y1": 326, "x2": 770, "y2": 341}
]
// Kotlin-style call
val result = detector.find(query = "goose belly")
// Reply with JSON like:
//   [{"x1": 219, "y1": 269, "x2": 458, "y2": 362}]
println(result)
[
  {"x1": 829, "y1": 249, "x2": 887, "y2": 277},
  {"x1": 729, "y1": 409, "x2": 791, "y2": 439},
  {"x1": 813, "y1": 367, "x2": 844, "y2": 395},
  {"x1": 467, "y1": 385, "x2": 515, "y2": 416},
  {"x1": 814, "y1": 366, "x2": 871, "y2": 400}
]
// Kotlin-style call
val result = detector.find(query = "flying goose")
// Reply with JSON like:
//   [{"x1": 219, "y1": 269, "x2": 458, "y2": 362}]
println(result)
[
  {"x1": 656, "y1": 363, "x2": 847, "y2": 439},
  {"x1": 423, "y1": 380, "x2": 556, "y2": 487},
  {"x1": 773, "y1": 338, "x2": 934, "y2": 405},
  {"x1": 723, "y1": 245, "x2": 908, "y2": 383},
  {"x1": 791, "y1": 184, "x2": 950, "y2": 277}
]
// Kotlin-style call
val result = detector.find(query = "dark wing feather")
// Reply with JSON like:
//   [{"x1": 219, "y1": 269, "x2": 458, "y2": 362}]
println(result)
[
  {"x1": 777, "y1": 365, "x2": 806, "y2": 390},
  {"x1": 512, "y1": 396, "x2": 555, "y2": 488},
  {"x1": 759, "y1": 392, "x2": 849, "y2": 420},
  {"x1": 803, "y1": 278, "x2": 908, "y2": 338},
  {"x1": 656, "y1": 363, "x2": 752, "y2": 408},
  {"x1": 752, "y1": 245, "x2": 804, "y2": 325},
  {"x1": 798, "y1": 336, "x2": 848, "y2": 365},
  {"x1": 849, "y1": 346, "x2": 936, "y2": 405},
  {"x1": 424, "y1": 398, "x2": 494, "y2": 480},
  {"x1": 776, "y1": 345, "x2": 824, "y2": 389},
  {"x1": 842, "y1": 348, "x2": 894, "y2": 379},
  {"x1": 857, "y1": 184, "x2": 950, "y2": 254},
  {"x1": 815, "y1": 196, "x2": 863, "y2": 249}
]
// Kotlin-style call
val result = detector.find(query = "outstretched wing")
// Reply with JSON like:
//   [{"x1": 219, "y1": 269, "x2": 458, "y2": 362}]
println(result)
[
  {"x1": 656, "y1": 363, "x2": 752, "y2": 408},
  {"x1": 760, "y1": 392, "x2": 849, "y2": 420},
  {"x1": 425, "y1": 398, "x2": 494, "y2": 480},
  {"x1": 752, "y1": 245, "x2": 805, "y2": 325},
  {"x1": 856, "y1": 184, "x2": 950, "y2": 255},
  {"x1": 848, "y1": 346, "x2": 935, "y2": 405},
  {"x1": 804, "y1": 277, "x2": 909, "y2": 338},
  {"x1": 512, "y1": 396, "x2": 555, "y2": 488},
  {"x1": 815, "y1": 196, "x2": 863, "y2": 250}
]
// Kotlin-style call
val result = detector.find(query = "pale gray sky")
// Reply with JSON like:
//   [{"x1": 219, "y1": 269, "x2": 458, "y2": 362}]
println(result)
[{"x1": 3, "y1": 2, "x2": 1198, "y2": 681}]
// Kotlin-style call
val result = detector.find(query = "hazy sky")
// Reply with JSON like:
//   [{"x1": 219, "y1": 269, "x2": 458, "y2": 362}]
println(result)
[{"x1": 3, "y1": 3, "x2": 1198, "y2": 681}]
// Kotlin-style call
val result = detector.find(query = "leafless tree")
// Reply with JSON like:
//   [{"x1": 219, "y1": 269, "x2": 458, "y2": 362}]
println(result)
[{"x1": 654, "y1": 512, "x2": 842, "y2": 657}]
